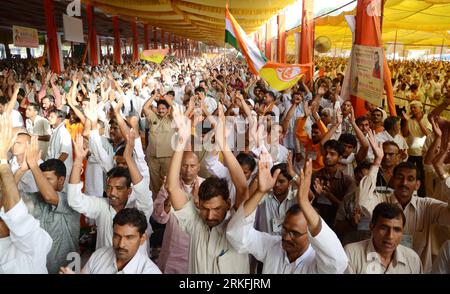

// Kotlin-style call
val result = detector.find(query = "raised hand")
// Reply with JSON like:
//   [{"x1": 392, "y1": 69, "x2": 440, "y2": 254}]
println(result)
[
  {"x1": 257, "y1": 149, "x2": 280, "y2": 194},
  {"x1": 84, "y1": 93, "x2": 98, "y2": 124},
  {"x1": 367, "y1": 129, "x2": 383, "y2": 164},
  {"x1": 430, "y1": 116, "x2": 442, "y2": 138},
  {"x1": 298, "y1": 159, "x2": 313, "y2": 205},
  {"x1": 123, "y1": 130, "x2": 135, "y2": 159},
  {"x1": 73, "y1": 134, "x2": 89, "y2": 161},
  {"x1": 0, "y1": 114, "x2": 15, "y2": 159},
  {"x1": 25, "y1": 136, "x2": 41, "y2": 169},
  {"x1": 172, "y1": 103, "x2": 191, "y2": 149}
]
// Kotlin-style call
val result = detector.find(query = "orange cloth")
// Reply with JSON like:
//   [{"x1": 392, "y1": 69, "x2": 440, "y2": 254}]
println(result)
[
  {"x1": 65, "y1": 120, "x2": 84, "y2": 140},
  {"x1": 295, "y1": 116, "x2": 327, "y2": 172}
]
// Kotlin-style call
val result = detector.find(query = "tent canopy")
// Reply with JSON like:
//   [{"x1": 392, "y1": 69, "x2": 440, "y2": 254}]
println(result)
[
  {"x1": 286, "y1": 0, "x2": 450, "y2": 53},
  {"x1": 84, "y1": 0, "x2": 296, "y2": 45}
]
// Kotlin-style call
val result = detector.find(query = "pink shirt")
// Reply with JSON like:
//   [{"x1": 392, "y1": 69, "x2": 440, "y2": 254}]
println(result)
[{"x1": 152, "y1": 177, "x2": 204, "y2": 274}]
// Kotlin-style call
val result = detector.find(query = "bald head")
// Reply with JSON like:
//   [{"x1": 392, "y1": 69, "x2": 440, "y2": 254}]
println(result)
[{"x1": 181, "y1": 152, "x2": 200, "y2": 184}]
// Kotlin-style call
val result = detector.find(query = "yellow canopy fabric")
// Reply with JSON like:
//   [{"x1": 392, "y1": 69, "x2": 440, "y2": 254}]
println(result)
[
  {"x1": 83, "y1": 0, "x2": 296, "y2": 45},
  {"x1": 286, "y1": 0, "x2": 450, "y2": 53}
]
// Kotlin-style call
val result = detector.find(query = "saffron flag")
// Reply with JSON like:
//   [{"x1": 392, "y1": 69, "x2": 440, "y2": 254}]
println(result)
[
  {"x1": 225, "y1": 6, "x2": 309, "y2": 91},
  {"x1": 140, "y1": 48, "x2": 169, "y2": 64},
  {"x1": 259, "y1": 62, "x2": 310, "y2": 92}
]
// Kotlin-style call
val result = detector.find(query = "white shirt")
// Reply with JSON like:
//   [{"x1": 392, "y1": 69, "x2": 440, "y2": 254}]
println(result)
[
  {"x1": 47, "y1": 122, "x2": 73, "y2": 177},
  {"x1": 67, "y1": 179, "x2": 153, "y2": 251},
  {"x1": 82, "y1": 246, "x2": 161, "y2": 274},
  {"x1": 0, "y1": 200, "x2": 52, "y2": 274},
  {"x1": 10, "y1": 156, "x2": 42, "y2": 193},
  {"x1": 85, "y1": 133, "x2": 114, "y2": 198},
  {"x1": 255, "y1": 188, "x2": 298, "y2": 235},
  {"x1": 173, "y1": 200, "x2": 249, "y2": 274},
  {"x1": 226, "y1": 205, "x2": 348, "y2": 274},
  {"x1": 376, "y1": 131, "x2": 409, "y2": 153},
  {"x1": 26, "y1": 115, "x2": 51, "y2": 160},
  {"x1": 9, "y1": 109, "x2": 24, "y2": 128}
]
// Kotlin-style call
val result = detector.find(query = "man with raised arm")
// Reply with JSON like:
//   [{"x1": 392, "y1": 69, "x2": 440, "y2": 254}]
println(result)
[
  {"x1": 67, "y1": 131, "x2": 153, "y2": 252},
  {"x1": 226, "y1": 156, "x2": 348, "y2": 274},
  {"x1": 166, "y1": 104, "x2": 250, "y2": 274},
  {"x1": 0, "y1": 114, "x2": 52, "y2": 274},
  {"x1": 359, "y1": 129, "x2": 450, "y2": 272}
]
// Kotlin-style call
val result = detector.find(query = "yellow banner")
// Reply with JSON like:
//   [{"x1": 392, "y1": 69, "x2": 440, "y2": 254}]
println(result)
[{"x1": 140, "y1": 48, "x2": 169, "y2": 64}]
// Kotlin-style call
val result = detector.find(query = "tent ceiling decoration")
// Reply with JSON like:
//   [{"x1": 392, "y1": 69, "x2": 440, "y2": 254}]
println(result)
[
  {"x1": 84, "y1": 0, "x2": 296, "y2": 45},
  {"x1": 286, "y1": 0, "x2": 450, "y2": 53}
]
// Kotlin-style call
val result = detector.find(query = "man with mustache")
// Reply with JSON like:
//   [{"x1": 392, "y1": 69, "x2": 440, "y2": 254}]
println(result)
[
  {"x1": 59, "y1": 208, "x2": 161, "y2": 274},
  {"x1": 226, "y1": 157, "x2": 348, "y2": 274},
  {"x1": 67, "y1": 132, "x2": 153, "y2": 252},
  {"x1": 345, "y1": 202, "x2": 422, "y2": 274},
  {"x1": 359, "y1": 129, "x2": 450, "y2": 272}
]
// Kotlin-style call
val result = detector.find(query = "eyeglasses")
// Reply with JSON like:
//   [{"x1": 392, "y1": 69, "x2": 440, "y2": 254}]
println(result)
[{"x1": 281, "y1": 227, "x2": 307, "y2": 239}]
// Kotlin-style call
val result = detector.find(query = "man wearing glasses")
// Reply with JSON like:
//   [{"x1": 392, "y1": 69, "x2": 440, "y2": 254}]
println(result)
[{"x1": 226, "y1": 158, "x2": 348, "y2": 274}]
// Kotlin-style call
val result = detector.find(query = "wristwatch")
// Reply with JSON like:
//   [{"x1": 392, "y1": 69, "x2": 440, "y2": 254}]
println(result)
[{"x1": 0, "y1": 159, "x2": 8, "y2": 165}]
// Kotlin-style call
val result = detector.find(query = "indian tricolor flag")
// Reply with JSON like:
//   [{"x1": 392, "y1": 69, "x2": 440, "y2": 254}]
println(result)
[
  {"x1": 225, "y1": 7, "x2": 310, "y2": 91},
  {"x1": 225, "y1": 7, "x2": 267, "y2": 75}
]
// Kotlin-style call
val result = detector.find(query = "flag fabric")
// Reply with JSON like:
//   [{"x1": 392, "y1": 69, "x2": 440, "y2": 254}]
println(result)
[
  {"x1": 225, "y1": 6, "x2": 309, "y2": 91},
  {"x1": 140, "y1": 48, "x2": 169, "y2": 64},
  {"x1": 259, "y1": 62, "x2": 310, "y2": 92},
  {"x1": 225, "y1": 6, "x2": 267, "y2": 75}
]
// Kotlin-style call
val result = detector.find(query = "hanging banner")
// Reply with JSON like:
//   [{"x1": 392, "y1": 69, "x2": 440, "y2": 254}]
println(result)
[
  {"x1": 63, "y1": 14, "x2": 84, "y2": 43},
  {"x1": 13, "y1": 26, "x2": 39, "y2": 48},
  {"x1": 349, "y1": 44, "x2": 383, "y2": 107}
]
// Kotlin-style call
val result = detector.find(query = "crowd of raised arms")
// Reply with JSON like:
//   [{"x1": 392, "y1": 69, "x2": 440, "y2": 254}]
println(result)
[{"x1": 0, "y1": 53, "x2": 449, "y2": 274}]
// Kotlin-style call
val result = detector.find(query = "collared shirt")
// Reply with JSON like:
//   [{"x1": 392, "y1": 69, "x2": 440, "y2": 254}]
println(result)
[
  {"x1": 255, "y1": 188, "x2": 298, "y2": 235},
  {"x1": 312, "y1": 168, "x2": 356, "y2": 206},
  {"x1": 0, "y1": 200, "x2": 52, "y2": 274},
  {"x1": 145, "y1": 111, "x2": 175, "y2": 158},
  {"x1": 152, "y1": 177, "x2": 204, "y2": 274},
  {"x1": 226, "y1": 205, "x2": 348, "y2": 274},
  {"x1": 406, "y1": 114, "x2": 432, "y2": 156},
  {"x1": 25, "y1": 191, "x2": 80, "y2": 274},
  {"x1": 376, "y1": 130, "x2": 409, "y2": 154},
  {"x1": 47, "y1": 121, "x2": 73, "y2": 178},
  {"x1": 67, "y1": 179, "x2": 153, "y2": 251},
  {"x1": 26, "y1": 115, "x2": 50, "y2": 160},
  {"x1": 345, "y1": 238, "x2": 423, "y2": 274},
  {"x1": 173, "y1": 200, "x2": 249, "y2": 274},
  {"x1": 82, "y1": 247, "x2": 161, "y2": 274},
  {"x1": 359, "y1": 165, "x2": 450, "y2": 272},
  {"x1": 431, "y1": 240, "x2": 450, "y2": 274}
]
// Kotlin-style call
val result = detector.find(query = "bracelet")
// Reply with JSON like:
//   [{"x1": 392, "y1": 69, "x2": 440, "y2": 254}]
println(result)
[{"x1": 0, "y1": 159, "x2": 9, "y2": 165}]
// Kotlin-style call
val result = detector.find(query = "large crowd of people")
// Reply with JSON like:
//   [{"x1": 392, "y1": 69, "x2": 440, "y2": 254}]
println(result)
[{"x1": 0, "y1": 53, "x2": 449, "y2": 274}]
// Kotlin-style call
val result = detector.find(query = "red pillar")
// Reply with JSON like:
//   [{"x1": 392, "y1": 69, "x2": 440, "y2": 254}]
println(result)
[
  {"x1": 168, "y1": 32, "x2": 172, "y2": 53},
  {"x1": 161, "y1": 30, "x2": 166, "y2": 49},
  {"x1": 86, "y1": 4, "x2": 99, "y2": 66},
  {"x1": 131, "y1": 21, "x2": 138, "y2": 62},
  {"x1": 44, "y1": 0, "x2": 61, "y2": 73},
  {"x1": 112, "y1": 16, "x2": 121, "y2": 64},
  {"x1": 144, "y1": 24, "x2": 149, "y2": 50},
  {"x1": 299, "y1": 0, "x2": 314, "y2": 83},
  {"x1": 153, "y1": 27, "x2": 158, "y2": 49},
  {"x1": 277, "y1": 13, "x2": 286, "y2": 63}
]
